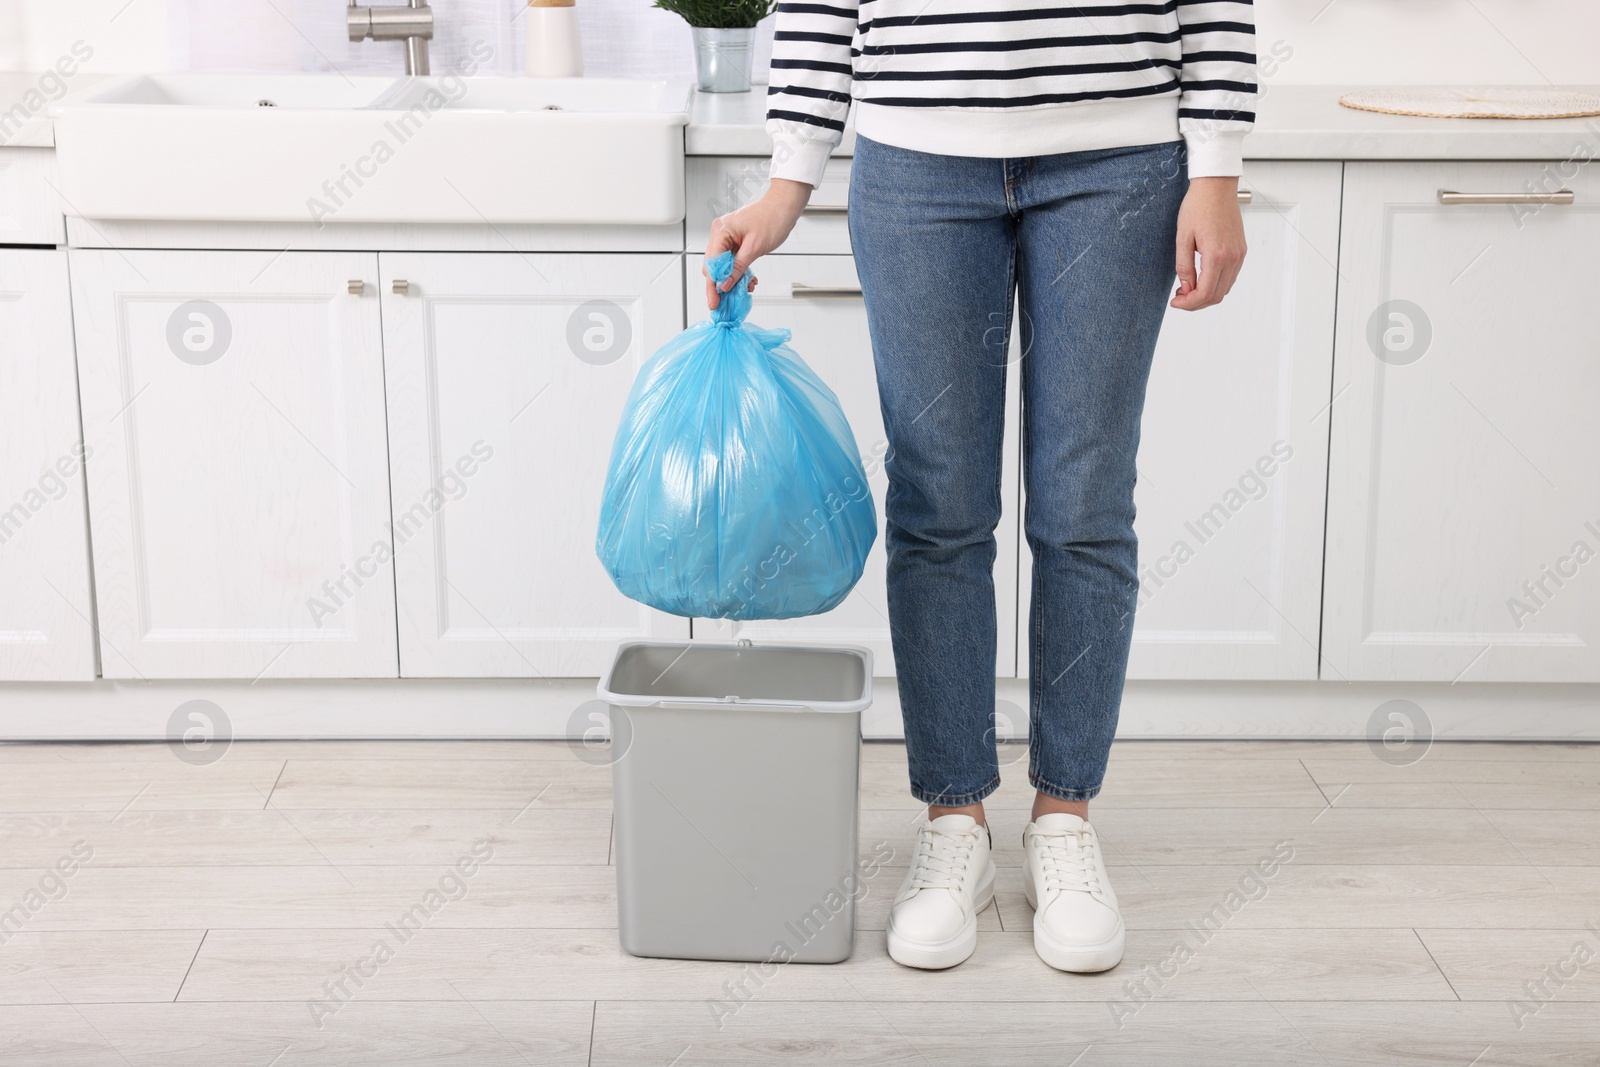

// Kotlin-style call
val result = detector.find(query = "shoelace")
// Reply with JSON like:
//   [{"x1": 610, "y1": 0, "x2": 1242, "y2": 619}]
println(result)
[
  {"x1": 1032, "y1": 826, "x2": 1103, "y2": 895},
  {"x1": 907, "y1": 826, "x2": 978, "y2": 892}
]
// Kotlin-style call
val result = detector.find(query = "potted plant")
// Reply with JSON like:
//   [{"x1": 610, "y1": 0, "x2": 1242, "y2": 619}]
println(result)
[{"x1": 653, "y1": 0, "x2": 775, "y2": 93}]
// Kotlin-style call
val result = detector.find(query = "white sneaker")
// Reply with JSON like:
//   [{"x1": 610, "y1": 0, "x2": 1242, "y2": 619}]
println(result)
[
  {"x1": 1022, "y1": 812, "x2": 1125, "y2": 972},
  {"x1": 885, "y1": 814, "x2": 996, "y2": 969}
]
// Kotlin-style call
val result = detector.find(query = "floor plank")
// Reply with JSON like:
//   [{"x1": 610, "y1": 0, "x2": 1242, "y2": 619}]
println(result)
[
  {"x1": 0, "y1": 864, "x2": 616, "y2": 930},
  {"x1": 1481, "y1": 807, "x2": 1600, "y2": 866},
  {"x1": 1072, "y1": 805, "x2": 1511, "y2": 867},
  {"x1": 1415, "y1": 926, "x2": 1600, "y2": 1002},
  {"x1": 0, "y1": 1000, "x2": 594, "y2": 1067},
  {"x1": 1295, "y1": 780, "x2": 1600, "y2": 810},
  {"x1": 1302, "y1": 757, "x2": 1600, "y2": 786},
  {"x1": 1108, "y1": 739, "x2": 1600, "y2": 763},
  {"x1": 0, "y1": 808, "x2": 612, "y2": 868},
  {"x1": 0, "y1": 740, "x2": 577, "y2": 763},
  {"x1": 590, "y1": 999, "x2": 1600, "y2": 1066},
  {"x1": 0, "y1": 930, "x2": 205, "y2": 1004},
  {"x1": 175, "y1": 926, "x2": 1453, "y2": 1004},
  {"x1": 268, "y1": 758, "x2": 613, "y2": 810},
  {"x1": 0, "y1": 760, "x2": 285, "y2": 812}
]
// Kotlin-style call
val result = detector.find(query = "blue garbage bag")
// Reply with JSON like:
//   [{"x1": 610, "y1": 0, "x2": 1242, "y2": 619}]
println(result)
[{"x1": 596, "y1": 250, "x2": 877, "y2": 620}]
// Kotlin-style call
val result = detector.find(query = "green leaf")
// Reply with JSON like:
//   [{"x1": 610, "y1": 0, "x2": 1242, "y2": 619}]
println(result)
[{"x1": 652, "y1": 0, "x2": 776, "y2": 30}]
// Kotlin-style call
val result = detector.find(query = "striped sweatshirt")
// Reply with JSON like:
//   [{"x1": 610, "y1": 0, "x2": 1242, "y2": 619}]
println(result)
[{"x1": 765, "y1": 1, "x2": 1257, "y2": 187}]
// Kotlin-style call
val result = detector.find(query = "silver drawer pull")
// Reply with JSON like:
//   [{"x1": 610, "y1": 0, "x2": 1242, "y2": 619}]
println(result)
[
  {"x1": 801, "y1": 204, "x2": 849, "y2": 216},
  {"x1": 791, "y1": 283, "x2": 863, "y2": 299},
  {"x1": 392, "y1": 279, "x2": 410, "y2": 295},
  {"x1": 1438, "y1": 189, "x2": 1575, "y2": 205},
  {"x1": 347, "y1": 279, "x2": 365, "y2": 295},
  {"x1": 1237, "y1": 190, "x2": 1253, "y2": 204}
]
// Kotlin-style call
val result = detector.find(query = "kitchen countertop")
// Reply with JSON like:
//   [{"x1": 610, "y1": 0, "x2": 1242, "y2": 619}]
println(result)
[
  {"x1": 7, "y1": 74, "x2": 1596, "y2": 161},
  {"x1": 688, "y1": 83, "x2": 1600, "y2": 160},
  {"x1": 0, "y1": 72, "x2": 109, "y2": 148}
]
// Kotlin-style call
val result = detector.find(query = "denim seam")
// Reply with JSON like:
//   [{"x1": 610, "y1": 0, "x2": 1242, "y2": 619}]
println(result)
[
  {"x1": 1029, "y1": 332, "x2": 1044, "y2": 766},
  {"x1": 910, "y1": 775, "x2": 1002, "y2": 808},
  {"x1": 1030, "y1": 547, "x2": 1043, "y2": 776},
  {"x1": 995, "y1": 245, "x2": 1017, "y2": 528}
]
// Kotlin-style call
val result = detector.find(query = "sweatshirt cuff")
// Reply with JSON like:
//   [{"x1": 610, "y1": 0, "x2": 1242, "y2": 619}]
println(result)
[
  {"x1": 766, "y1": 128, "x2": 837, "y2": 188},
  {"x1": 1182, "y1": 129, "x2": 1247, "y2": 180}
]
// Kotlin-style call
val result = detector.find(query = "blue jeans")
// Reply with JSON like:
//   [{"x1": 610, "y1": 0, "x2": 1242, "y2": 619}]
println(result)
[{"x1": 848, "y1": 134, "x2": 1186, "y2": 805}]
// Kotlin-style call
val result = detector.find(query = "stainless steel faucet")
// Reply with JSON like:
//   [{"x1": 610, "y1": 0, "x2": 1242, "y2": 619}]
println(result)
[{"x1": 347, "y1": 0, "x2": 434, "y2": 75}]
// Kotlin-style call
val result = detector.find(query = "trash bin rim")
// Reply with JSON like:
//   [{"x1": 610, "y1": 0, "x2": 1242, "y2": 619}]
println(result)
[{"x1": 597, "y1": 640, "x2": 874, "y2": 714}]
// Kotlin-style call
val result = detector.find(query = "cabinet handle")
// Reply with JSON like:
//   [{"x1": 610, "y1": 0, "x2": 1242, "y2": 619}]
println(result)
[
  {"x1": 392, "y1": 279, "x2": 410, "y2": 295},
  {"x1": 791, "y1": 283, "x2": 864, "y2": 299},
  {"x1": 348, "y1": 279, "x2": 365, "y2": 295},
  {"x1": 1236, "y1": 190, "x2": 1253, "y2": 204},
  {"x1": 801, "y1": 204, "x2": 849, "y2": 216},
  {"x1": 1438, "y1": 189, "x2": 1575, "y2": 205}
]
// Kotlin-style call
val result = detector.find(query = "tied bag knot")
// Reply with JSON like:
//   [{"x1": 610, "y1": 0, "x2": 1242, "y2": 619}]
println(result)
[
  {"x1": 706, "y1": 253, "x2": 791, "y2": 346},
  {"x1": 707, "y1": 250, "x2": 753, "y2": 326},
  {"x1": 710, "y1": 254, "x2": 790, "y2": 347}
]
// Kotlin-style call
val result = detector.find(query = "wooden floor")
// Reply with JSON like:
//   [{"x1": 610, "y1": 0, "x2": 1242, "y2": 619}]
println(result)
[{"x1": 2, "y1": 737, "x2": 1599, "y2": 1065}]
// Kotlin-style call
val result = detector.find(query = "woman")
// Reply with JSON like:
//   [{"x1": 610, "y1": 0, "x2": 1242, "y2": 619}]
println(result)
[{"x1": 705, "y1": 1, "x2": 1253, "y2": 972}]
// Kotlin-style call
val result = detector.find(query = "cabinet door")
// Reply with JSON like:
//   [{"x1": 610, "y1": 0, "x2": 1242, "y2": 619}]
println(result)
[
  {"x1": 1323, "y1": 162, "x2": 1600, "y2": 682},
  {"x1": 0, "y1": 250, "x2": 96, "y2": 680},
  {"x1": 380, "y1": 252, "x2": 687, "y2": 677},
  {"x1": 71, "y1": 250, "x2": 397, "y2": 679},
  {"x1": 1020, "y1": 162, "x2": 1341, "y2": 681},
  {"x1": 686, "y1": 253, "x2": 1022, "y2": 677}
]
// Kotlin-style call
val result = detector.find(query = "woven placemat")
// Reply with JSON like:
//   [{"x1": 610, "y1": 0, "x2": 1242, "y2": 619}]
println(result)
[{"x1": 1339, "y1": 87, "x2": 1600, "y2": 120}]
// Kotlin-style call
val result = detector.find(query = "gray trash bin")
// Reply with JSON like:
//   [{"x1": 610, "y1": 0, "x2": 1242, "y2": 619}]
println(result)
[{"x1": 599, "y1": 639, "x2": 872, "y2": 964}]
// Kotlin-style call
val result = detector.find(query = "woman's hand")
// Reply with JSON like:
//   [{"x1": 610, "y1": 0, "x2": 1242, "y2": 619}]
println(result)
[
  {"x1": 704, "y1": 178, "x2": 812, "y2": 309},
  {"x1": 1172, "y1": 176, "x2": 1247, "y2": 312}
]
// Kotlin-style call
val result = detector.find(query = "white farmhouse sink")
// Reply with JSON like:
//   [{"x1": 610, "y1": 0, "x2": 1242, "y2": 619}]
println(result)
[{"x1": 50, "y1": 74, "x2": 690, "y2": 225}]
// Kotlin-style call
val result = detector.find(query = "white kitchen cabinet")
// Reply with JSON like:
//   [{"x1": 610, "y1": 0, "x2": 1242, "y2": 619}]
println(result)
[
  {"x1": 1322, "y1": 162, "x2": 1600, "y2": 682},
  {"x1": 0, "y1": 148, "x2": 66, "y2": 246},
  {"x1": 379, "y1": 251, "x2": 688, "y2": 677},
  {"x1": 686, "y1": 252, "x2": 1022, "y2": 677},
  {"x1": 1020, "y1": 162, "x2": 1342, "y2": 681},
  {"x1": 0, "y1": 249, "x2": 96, "y2": 680},
  {"x1": 70, "y1": 249, "x2": 398, "y2": 679}
]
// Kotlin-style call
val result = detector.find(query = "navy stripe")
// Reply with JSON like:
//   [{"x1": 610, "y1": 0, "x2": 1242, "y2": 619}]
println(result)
[
  {"x1": 769, "y1": 83, "x2": 854, "y2": 104},
  {"x1": 861, "y1": 58, "x2": 1180, "y2": 82},
  {"x1": 1177, "y1": 107, "x2": 1255, "y2": 121},
  {"x1": 766, "y1": 108, "x2": 848, "y2": 132},
  {"x1": 859, "y1": 30, "x2": 1182, "y2": 54},
  {"x1": 862, "y1": 78, "x2": 1180, "y2": 109},
  {"x1": 774, "y1": 30, "x2": 855, "y2": 46},
  {"x1": 1177, "y1": 20, "x2": 1255, "y2": 34},
  {"x1": 774, "y1": 2, "x2": 857, "y2": 16},
  {"x1": 770, "y1": 57, "x2": 855, "y2": 76},
  {"x1": 1182, "y1": 49, "x2": 1257, "y2": 63},
  {"x1": 1179, "y1": 78, "x2": 1257, "y2": 93},
  {"x1": 862, "y1": 2, "x2": 1178, "y2": 31}
]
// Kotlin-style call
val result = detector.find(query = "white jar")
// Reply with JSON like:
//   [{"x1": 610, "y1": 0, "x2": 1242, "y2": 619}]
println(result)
[{"x1": 526, "y1": 0, "x2": 583, "y2": 78}]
